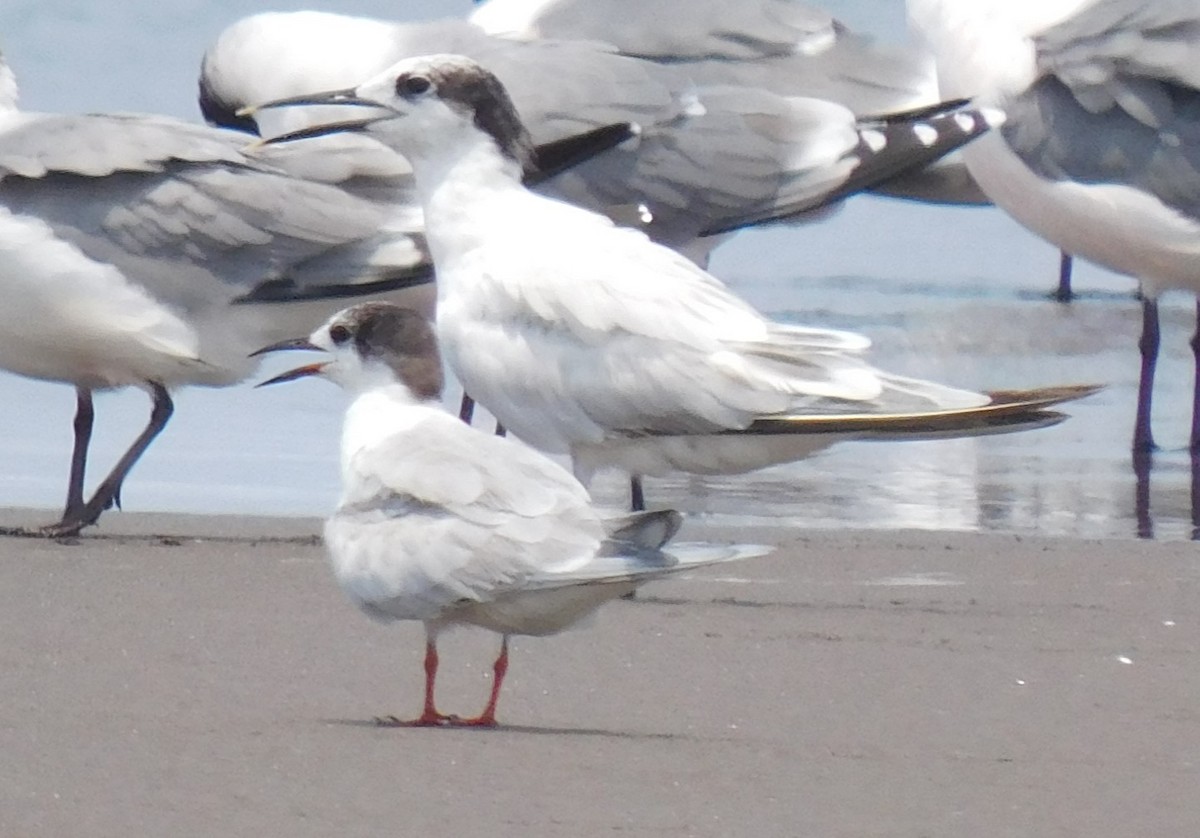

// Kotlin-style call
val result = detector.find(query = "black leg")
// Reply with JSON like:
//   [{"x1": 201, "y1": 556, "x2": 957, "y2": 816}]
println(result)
[
  {"x1": 493, "y1": 422, "x2": 506, "y2": 437},
  {"x1": 1134, "y1": 297, "x2": 1160, "y2": 454},
  {"x1": 458, "y1": 393, "x2": 475, "y2": 424},
  {"x1": 1052, "y1": 251, "x2": 1074, "y2": 302},
  {"x1": 1190, "y1": 300, "x2": 1200, "y2": 454},
  {"x1": 42, "y1": 383, "x2": 174, "y2": 537},
  {"x1": 63, "y1": 387, "x2": 95, "y2": 521},
  {"x1": 621, "y1": 477, "x2": 649, "y2": 599},
  {"x1": 630, "y1": 475, "x2": 645, "y2": 511}
]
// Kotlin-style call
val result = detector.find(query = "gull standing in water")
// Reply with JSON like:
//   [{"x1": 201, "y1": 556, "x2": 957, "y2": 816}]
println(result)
[
  {"x1": 256, "y1": 302, "x2": 770, "y2": 727},
  {"x1": 909, "y1": 0, "x2": 1200, "y2": 453},
  {"x1": 249, "y1": 54, "x2": 1098, "y2": 509},
  {"x1": 0, "y1": 50, "x2": 624, "y2": 536}
]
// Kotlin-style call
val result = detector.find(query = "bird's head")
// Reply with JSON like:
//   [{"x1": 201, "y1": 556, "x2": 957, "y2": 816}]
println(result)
[
  {"x1": 253, "y1": 302, "x2": 443, "y2": 400},
  {"x1": 243, "y1": 54, "x2": 538, "y2": 173}
]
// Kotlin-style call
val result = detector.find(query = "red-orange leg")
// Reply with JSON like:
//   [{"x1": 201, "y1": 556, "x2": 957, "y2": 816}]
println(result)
[
  {"x1": 456, "y1": 636, "x2": 509, "y2": 728},
  {"x1": 376, "y1": 639, "x2": 456, "y2": 727}
]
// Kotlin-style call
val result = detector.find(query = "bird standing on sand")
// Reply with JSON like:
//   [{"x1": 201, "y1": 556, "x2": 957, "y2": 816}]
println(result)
[{"x1": 256, "y1": 302, "x2": 769, "y2": 727}]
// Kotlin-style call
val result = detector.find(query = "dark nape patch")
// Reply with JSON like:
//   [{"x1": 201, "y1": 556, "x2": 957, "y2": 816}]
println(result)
[
  {"x1": 349, "y1": 303, "x2": 444, "y2": 399},
  {"x1": 415, "y1": 61, "x2": 536, "y2": 169}
]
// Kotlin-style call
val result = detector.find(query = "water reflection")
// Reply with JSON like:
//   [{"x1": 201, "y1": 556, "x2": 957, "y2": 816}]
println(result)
[{"x1": 580, "y1": 266, "x2": 1200, "y2": 543}]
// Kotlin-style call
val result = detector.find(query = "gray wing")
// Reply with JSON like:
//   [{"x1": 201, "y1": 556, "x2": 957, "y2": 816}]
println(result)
[
  {"x1": 1004, "y1": 0, "x2": 1200, "y2": 220},
  {"x1": 0, "y1": 112, "x2": 247, "y2": 177},
  {"x1": 471, "y1": 0, "x2": 939, "y2": 114},
  {"x1": 435, "y1": 34, "x2": 967, "y2": 242},
  {"x1": 470, "y1": 1, "x2": 983, "y2": 206},
  {"x1": 416, "y1": 25, "x2": 980, "y2": 226},
  {"x1": 200, "y1": 13, "x2": 976, "y2": 251},
  {"x1": 547, "y1": 87, "x2": 866, "y2": 246},
  {"x1": 0, "y1": 112, "x2": 431, "y2": 306},
  {"x1": 334, "y1": 415, "x2": 606, "y2": 612}
]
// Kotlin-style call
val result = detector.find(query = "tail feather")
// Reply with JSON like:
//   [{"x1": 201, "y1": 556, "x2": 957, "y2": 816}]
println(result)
[
  {"x1": 738, "y1": 384, "x2": 1101, "y2": 437},
  {"x1": 601, "y1": 509, "x2": 683, "y2": 552},
  {"x1": 661, "y1": 542, "x2": 774, "y2": 568},
  {"x1": 528, "y1": 535, "x2": 771, "y2": 590}
]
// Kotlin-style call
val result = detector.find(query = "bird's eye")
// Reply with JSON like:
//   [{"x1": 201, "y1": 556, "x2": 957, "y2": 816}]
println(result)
[
  {"x1": 397, "y1": 74, "x2": 432, "y2": 97},
  {"x1": 329, "y1": 324, "x2": 351, "y2": 345}
]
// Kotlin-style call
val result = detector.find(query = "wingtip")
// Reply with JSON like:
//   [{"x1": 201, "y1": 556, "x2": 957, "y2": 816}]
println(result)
[
  {"x1": 664, "y1": 541, "x2": 775, "y2": 566},
  {"x1": 980, "y1": 106, "x2": 1007, "y2": 129},
  {"x1": 984, "y1": 383, "x2": 1104, "y2": 409}
]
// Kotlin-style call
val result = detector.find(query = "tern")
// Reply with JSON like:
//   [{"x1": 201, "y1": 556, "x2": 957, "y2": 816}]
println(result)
[
  {"x1": 255, "y1": 301, "x2": 770, "y2": 727},
  {"x1": 200, "y1": 8, "x2": 994, "y2": 265},
  {"x1": 0, "y1": 50, "x2": 624, "y2": 536},
  {"x1": 909, "y1": 0, "x2": 1200, "y2": 453},
  {"x1": 249, "y1": 54, "x2": 1099, "y2": 509}
]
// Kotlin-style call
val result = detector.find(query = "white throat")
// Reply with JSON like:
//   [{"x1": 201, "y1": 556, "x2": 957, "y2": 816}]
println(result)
[
  {"x1": 341, "y1": 384, "x2": 431, "y2": 471},
  {"x1": 402, "y1": 121, "x2": 529, "y2": 281}
]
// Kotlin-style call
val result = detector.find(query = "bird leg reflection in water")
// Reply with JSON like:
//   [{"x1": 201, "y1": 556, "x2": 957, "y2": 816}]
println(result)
[
  {"x1": 1190, "y1": 300, "x2": 1200, "y2": 455},
  {"x1": 1133, "y1": 448, "x2": 1153, "y2": 541},
  {"x1": 1131, "y1": 442, "x2": 1200, "y2": 543},
  {"x1": 1192, "y1": 457, "x2": 1200, "y2": 543}
]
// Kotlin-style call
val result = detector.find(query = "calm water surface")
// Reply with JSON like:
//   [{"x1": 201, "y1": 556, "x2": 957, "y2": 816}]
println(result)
[{"x1": 0, "y1": 0, "x2": 1195, "y2": 540}]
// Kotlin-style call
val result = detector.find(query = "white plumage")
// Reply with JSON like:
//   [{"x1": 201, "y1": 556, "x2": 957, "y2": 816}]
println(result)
[
  {"x1": 0, "y1": 51, "x2": 434, "y2": 535},
  {"x1": 200, "y1": 7, "x2": 992, "y2": 264},
  {"x1": 251, "y1": 54, "x2": 1095, "y2": 504},
  {"x1": 257, "y1": 301, "x2": 770, "y2": 726}
]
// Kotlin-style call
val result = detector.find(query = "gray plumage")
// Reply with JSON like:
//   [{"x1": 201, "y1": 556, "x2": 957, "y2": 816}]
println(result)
[
  {"x1": 200, "y1": 11, "x2": 991, "y2": 258},
  {"x1": 0, "y1": 54, "x2": 434, "y2": 536},
  {"x1": 1004, "y1": 0, "x2": 1200, "y2": 221},
  {"x1": 0, "y1": 113, "x2": 427, "y2": 306}
]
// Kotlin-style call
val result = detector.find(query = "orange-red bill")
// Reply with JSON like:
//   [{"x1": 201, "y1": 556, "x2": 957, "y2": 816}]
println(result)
[{"x1": 256, "y1": 362, "x2": 329, "y2": 388}]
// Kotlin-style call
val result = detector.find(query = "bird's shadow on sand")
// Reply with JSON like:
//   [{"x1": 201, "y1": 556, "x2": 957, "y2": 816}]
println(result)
[{"x1": 321, "y1": 717, "x2": 692, "y2": 741}]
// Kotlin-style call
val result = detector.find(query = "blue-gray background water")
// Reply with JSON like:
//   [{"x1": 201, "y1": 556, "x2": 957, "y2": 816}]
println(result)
[{"x1": 1, "y1": 0, "x2": 1194, "y2": 539}]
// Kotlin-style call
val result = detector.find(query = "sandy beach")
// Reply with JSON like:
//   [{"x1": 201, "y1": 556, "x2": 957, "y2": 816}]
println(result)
[{"x1": 0, "y1": 510, "x2": 1195, "y2": 837}]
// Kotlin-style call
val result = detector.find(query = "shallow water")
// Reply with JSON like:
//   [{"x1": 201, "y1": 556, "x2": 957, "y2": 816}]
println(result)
[{"x1": 1, "y1": 0, "x2": 1197, "y2": 540}]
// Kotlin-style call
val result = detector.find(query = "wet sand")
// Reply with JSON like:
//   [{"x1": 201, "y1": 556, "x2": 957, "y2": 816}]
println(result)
[{"x1": 0, "y1": 510, "x2": 1196, "y2": 837}]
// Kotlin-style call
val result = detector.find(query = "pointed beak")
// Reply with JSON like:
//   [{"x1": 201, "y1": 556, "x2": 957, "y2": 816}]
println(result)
[
  {"x1": 251, "y1": 337, "x2": 328, "y2": 386},
  {"x1": 246, "y1": 117, "x2": 391, "y2": 149},
  {"x1": 256, "y1": 362, "x2": 329, "y2": 388},
  {"x1": 236, "y1": 87, "x2": 380, "y2": 117},
  {"x1": 249, "y1": 337, "x2": 323, "y2": 358},
  {"x1": 237, "y1": 89, "x2": 393, "y2": 147}
]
